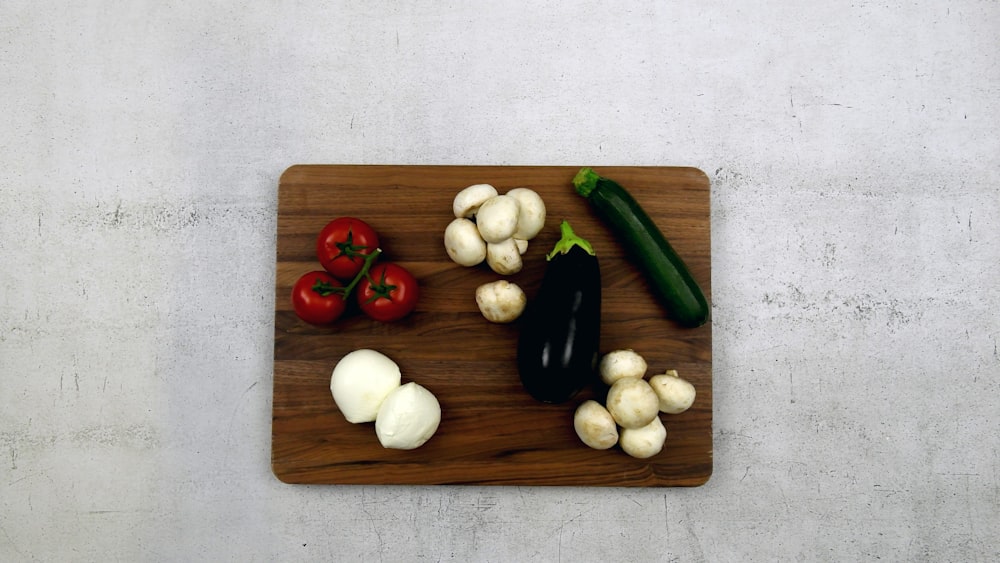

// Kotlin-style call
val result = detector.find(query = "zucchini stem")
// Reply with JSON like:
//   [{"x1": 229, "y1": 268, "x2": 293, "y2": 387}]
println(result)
[
  {"x1": 546, "y1": 220, "x2": 595, "y2": 260},
  {"x1": 572, "y1": 167, "x2": 601, "y2": 197}
]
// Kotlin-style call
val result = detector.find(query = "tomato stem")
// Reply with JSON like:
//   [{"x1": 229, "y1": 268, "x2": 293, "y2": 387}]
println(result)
[
  {"x1": 335, "y1": 229, "x2": 370, "y2": 259},
  {"x1": 363, "y1": 266, "x2": 397, "y2": 303},
  {"x1": 310, "y1": 279, "x2": 341, "y2": 296},
  {"x1": 337, "y1": 248, "x2": 383, "y2": 298}
]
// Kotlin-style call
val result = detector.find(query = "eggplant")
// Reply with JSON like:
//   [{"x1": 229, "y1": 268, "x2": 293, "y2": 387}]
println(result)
[{"x1": 517, "y1": 220, "x2": 601, "y2": 403}]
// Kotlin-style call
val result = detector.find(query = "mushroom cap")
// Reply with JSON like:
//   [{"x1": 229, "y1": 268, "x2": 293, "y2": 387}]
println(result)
[
  {"x1": 619, "y1": 416, "x2": 667, "y2": 459},
  {"x1": 476, "y1": 195, "x2": 521, "y2": 244},
  {"x1": 605, "y1": 377, "x2": 660, "y2": 429},
  {"x1": 573, "y1": 400, "x2": 619, "y2": 450},
  {"x1": 444, "y1": 218, "x2": 487, "y2": 266},
  {"x1": 506, "y1": 187, "x2": 546, "y2": 240},
  {"x1": 485, "y1": 238, "x2": 523, "y2": 275},
  {"x1": 453, "y1": 184, "x2": 498, "y2": 218},
  {"x1": 649, "y1": 371, "x2": 697, "y2": 414},
  {"x1": 475, "y1": 280, "x2": 527, "y2": 323},
  {"x1": 598, "y1": 349, "x2": 648, "y2": 386}
]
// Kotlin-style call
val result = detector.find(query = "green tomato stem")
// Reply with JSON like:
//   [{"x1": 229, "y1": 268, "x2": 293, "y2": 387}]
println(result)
[
  {"x1": 310, "y1": 279, "x2": 340, "y2": 297},
  {"x1": 338, "y1": 248, "x2": 383, "y2": 297},
  {"x1": 335, "y1": 228, "x2": 370, "y2": 258}
]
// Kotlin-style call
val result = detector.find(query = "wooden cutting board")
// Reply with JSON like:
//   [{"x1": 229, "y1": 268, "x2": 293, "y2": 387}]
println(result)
[{"x1": 272, "y1": 165, "x2": 712, "y2": 486}]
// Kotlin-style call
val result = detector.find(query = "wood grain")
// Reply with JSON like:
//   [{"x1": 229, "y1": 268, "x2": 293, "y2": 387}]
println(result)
[{"x1": 272, "y1": 165, "x2": 713, "y2": 486}]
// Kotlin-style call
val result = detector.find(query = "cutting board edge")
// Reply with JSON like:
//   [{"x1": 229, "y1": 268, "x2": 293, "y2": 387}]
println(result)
[{"x1": 272, "y1": 164, "x2": 714, "y2": 488}]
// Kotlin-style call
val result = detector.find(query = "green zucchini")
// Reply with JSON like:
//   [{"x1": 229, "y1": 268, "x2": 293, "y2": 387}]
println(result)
[{"x1": 573, "y1": 167, "x2": 710, "y2": 328}]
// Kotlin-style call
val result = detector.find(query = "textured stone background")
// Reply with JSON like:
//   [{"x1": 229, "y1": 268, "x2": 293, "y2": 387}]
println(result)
[{"x1": 2, "y1": 2, "x2": 998, "y2": 561}]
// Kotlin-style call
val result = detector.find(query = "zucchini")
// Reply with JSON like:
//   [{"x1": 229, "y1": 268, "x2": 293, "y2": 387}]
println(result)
[
  {"x1": 573, "y1": 167, "x2": 709, "y2": 328},
  {"x1": 516, "y1": 221, "x2": 601, "y2": 403}
]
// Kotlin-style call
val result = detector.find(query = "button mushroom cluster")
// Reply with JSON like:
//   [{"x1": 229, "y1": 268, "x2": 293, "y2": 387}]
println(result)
[
  {"x1": 573, "y1": 349, "x2": 696, "y2": 459},
  {"x1": 444, "y1": 184, "x2": 546, "y2": 275},
  {"x1": 444, "y1": 183, "x2": 546, "y2": 324}
]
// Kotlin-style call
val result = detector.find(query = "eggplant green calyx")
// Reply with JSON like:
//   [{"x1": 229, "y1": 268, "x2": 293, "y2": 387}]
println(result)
[
  {"x1": 546, "y1": 220, "x2": 595, "y2": 261},
  {"x1": 572, "y1": 167, "x2": 600, "y2": 198}
]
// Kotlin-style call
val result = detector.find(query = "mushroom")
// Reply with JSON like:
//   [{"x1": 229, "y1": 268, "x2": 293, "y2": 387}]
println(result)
[
  {"x1": 605, "y1": 377, "x2": 660, "y2": 429},
  {"x1": 375, "y1": 382, "x2": 441, "y2": 450},
  {"x1": 573, "y1": 400, "x2": 619, "y2": 450},
  {"x1": 486, "y1": 238, "x2": 523, "y2": 275},
  {"x1": 506, "y1": 187, "x2": 546, "y2": 240},
  {"x1": 598, "y1": 349, "x2": 648, "y2": 386},
  {"x1": 475, "y1": 280, "x2": 527, "y2": 323},
  {"x1": 619, "y1": 415, "x2": 667, "y2": 459},
  {"x1": 514, "y1": 238, "x2": 529, "y2": 255},
  {"x1": 649, "y1": 370, "x2": 696, "y2": 414},
  {"x1": 453, "y1": 183, "x2": 498, "y2": 218},
  {"x1": 444, "y1": 218, "x2": 487, "y2": 266},
  {"x1": 475, "y1": 195, "x2": 521, "y2": 244},
  {"x1": 329, "y1": 349, "x2": 401, "y2": 423}
]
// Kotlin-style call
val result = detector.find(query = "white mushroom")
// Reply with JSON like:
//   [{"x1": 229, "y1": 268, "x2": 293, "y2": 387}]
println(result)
[
  {"x1": 329, "y1": 349, "x2": 402, "y2": 424},
  {"x1": 605, "y1": 377, "x2": 660, "y2": 429},
  {"x1": 619, "y1": 415, "x2": 667, "y2": 459},
  {"x1": 475, "y1": 280, "x2": 527, "y2": 323},
  {"x1": 598, "y1": 349, "x2": 648, "y2": 386},
  {"x1": 375, "y1": 382, "x2": 441, "y2": 450},
  {"x1": 444, "y1": 218, "x2": 487, "y2": 266},
  {"x1": 475, "y1": 195, "x2": 521, "y2": 244},
  {"x1": 649, "y1": 370, "x2": 697, "y2": 414},
  {"x1": 453, "y1": 183, "x2": 498, "y2": 218},
  {"x1": 514, "y1": 238, "x2": 529, "y2": 255},
  {"x1": 573, "y1": 400, "x2": 619, "y2": 450},
  {"x1": 486, "y1": 238, "x2": 523, "y2": 275},
  {"x1": 506, "y1": 187, "x2": 546, "y2": 240}
]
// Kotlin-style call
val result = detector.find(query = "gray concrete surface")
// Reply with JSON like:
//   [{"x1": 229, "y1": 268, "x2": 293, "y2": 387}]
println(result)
[{"x1": 2, "y1": 2, "x2": 998, "y2": 561}]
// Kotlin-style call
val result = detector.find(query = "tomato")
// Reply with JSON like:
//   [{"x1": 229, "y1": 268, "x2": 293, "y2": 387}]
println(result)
[
  {"x1": 357, "y1": 263, "x2": 419, "y2": 322},
  {"x1": 316, "y1": 217, "x2": 380, "y2": 281},
  {"x1": 291, "y1": 271, "x2": 347, "y2": 325}
]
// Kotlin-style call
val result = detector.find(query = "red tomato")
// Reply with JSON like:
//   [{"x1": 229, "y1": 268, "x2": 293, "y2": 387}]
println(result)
[
  {"x1": 291, "y1": 271, "x2": 347, "y2": 325},
  {"x1": 316, "y1": 217, "x2": 380, "y2": 281},
  {"x1": 357, "y1": 263, "x2": 419, "y2": 322}
]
